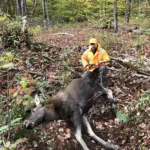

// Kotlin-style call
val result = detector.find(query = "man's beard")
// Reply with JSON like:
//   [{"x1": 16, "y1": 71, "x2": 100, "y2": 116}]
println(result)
[{"x1": 91, "y1": 47, "x2": 97, "y2": 54}]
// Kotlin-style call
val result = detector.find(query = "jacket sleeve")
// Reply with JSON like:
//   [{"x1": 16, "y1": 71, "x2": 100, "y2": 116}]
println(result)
[
  {"x1": 102, "y1": 50, "x2": 110, "y2": 61},
  {"x1": 81, "y1": 51, "x2": 89, "y2": 68}
]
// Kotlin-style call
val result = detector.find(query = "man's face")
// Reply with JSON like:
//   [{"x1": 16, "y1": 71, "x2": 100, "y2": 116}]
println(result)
[{"x1": 90, "y1": 43, "x2": 98, "y2": 53}]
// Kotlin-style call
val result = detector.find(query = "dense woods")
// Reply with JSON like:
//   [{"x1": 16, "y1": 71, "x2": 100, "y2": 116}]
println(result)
[
  {"x1": 0, "y1": 0, "x2": 150, "y2": 25},
  {"x1": 0, "y1": 0, "x2": 150, "y2": 150}
]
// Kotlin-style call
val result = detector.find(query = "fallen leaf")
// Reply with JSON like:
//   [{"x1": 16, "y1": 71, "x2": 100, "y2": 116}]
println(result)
[
  {"x1": 139, "y1": 123, "x2": 146, "y2": 129},
  {"x1": 18, "y1": 66, "x2": 24, "y2": 71},
  {"x1": 9, "y1": 88, "x2": 16, "y2": 94},
  {"x1": 48, "y1": 71, "x2": 54, "y2": 77},
  {"x1": 66, "y1": 128, "x2": 71, "y2": 133},
  {"x1": 146, "y1": 139, "x2": 150, "y2": 145}
]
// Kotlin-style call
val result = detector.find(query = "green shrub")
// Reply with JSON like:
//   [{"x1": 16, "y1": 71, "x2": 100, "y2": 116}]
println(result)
[
  {"x1": 139, "y1": 91, "x2": 150, "y2": 110},
  {"x1": 117, "y1": 111, "x2": 130, "y2": 123},
  {"x1": 116, "y1": 91, "x2": 150, "y2": 123},
  {"x1": 99, "y1": 32, "x2": 118, "y2": 51},
  {"x1": 140, "y1": 19, "x2": 150, "y2": 29},
  {"x1": 0, "y1": 18, "x2": 32, "y2": 50}
]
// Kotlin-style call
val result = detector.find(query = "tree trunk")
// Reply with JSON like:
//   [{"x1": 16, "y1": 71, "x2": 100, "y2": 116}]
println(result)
[
  {"x1": 114, "y1": 0, "x2": 118, "y2": 32},
  {"x1": 104, "y1": 0, "x2": 108, "y2": 17},
  {"x1": 125, "y1": 0, "x2": 131, "y2": 24},
  {"x1": 45, "y1": 0, "x2": 50, "y2": 26},
  {"x1": 0, "y1": 0, "x2": 2, "y2": 12},
  {"x1": 42, "y1": 0, "x2": 47, "y2": 27},
  {"x1": 18, "y1": 0, "x2": 22, "y2": 15},
  {"x1": 10, "y1": 0, "x2": 15, "y2": 16},
  {"x1": 21, "y1": 0, "x2": 27, "y2": 16},
  {"x1": 31, "y1": 0, "x2": 36, "y2": 17},
  {"x1": 14, "y1": 0, "x2": 26, "y2": 16},
  {"x1": 0, "y1": 0, "x2": 5, "y2": 13},
  {"x1": 6, "y1": 0, "x2": 12, "y2": 15},
  {"x1": 14, "y1": 0, "x2": 20, "y2": 15}
]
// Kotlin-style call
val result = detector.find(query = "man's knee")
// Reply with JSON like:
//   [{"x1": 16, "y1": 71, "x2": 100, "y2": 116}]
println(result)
[{"x1": 99, "y1": 66, "x2": 107, "y2": 74}]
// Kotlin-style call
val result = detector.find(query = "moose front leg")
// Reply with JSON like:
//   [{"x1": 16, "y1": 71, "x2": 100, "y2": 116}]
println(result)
[
  {"x1": 72, "y1": 110, "x2": 90, "y2": 150},
  {"x1": 101, "y1": 86, "x2": 119, "y2": 104},
  {"x1": 82, "y1": 116, "x2": 121, "y2": 150}
]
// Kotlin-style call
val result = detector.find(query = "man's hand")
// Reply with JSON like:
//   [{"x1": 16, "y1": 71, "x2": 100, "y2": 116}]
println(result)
[
  {"x1": 89, "y1": 60, "x2": 110, "y2": 69},
  {"x1": 85, "y1": 60, "x2": 110, "y2": 70},
  {"x1": 95, "y1": 62, "x2": 99, "y2": 67},
  {"x1": 85, "y1": 65, "x2": 90, "y2": 70}
]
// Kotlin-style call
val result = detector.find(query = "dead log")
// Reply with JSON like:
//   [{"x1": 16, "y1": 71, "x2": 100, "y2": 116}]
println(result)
[
  {"x1": 118, "y1": 23, "x2": 139, "y2": 32},
  {"x1": 110, "y1": 56, "x2": 150, "y2": 76}
]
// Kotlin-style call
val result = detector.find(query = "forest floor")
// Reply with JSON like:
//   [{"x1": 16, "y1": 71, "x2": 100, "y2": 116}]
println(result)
[{"x1": 0, "y1": 23, "x2": 150, "y2": 150}]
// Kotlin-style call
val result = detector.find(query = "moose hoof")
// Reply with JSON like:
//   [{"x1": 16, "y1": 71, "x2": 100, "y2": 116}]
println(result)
[
  {"x1": 113, "y1": 99, "x2": 120, "y2": 104},
  {"x1": 104, "y1": 143, "x2": 122, "y2": 150},
  {"x1": 114, "y1": 145, "x2": 122, "y2": 150}
]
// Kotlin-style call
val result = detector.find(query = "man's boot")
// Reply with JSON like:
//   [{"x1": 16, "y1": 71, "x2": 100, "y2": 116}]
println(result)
[
  {"x1": 99, "y1": 66, "x2": 107, "y2": 87},
  {"x1": 100, "y1": 74, "x2": 107, "y2": 87}
]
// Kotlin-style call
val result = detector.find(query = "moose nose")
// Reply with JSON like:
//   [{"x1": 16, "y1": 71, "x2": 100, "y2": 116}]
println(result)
[{"x1": 23, "y1": 120, "x2": 35, "y2": 128}]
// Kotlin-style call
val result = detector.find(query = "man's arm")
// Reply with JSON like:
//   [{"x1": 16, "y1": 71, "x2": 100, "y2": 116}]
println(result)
[
  {"x1": 102, "y1": 50, "x2": 110, "y2": 61},
  {"x1": 81, "y1": 51, "x2": 89, "y2": 68}
]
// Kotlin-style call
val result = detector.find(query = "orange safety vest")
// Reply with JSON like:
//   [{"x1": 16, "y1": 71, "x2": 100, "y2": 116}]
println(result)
[{"x1": 81, "y1": 44, "x2": 110, "y2": 72}]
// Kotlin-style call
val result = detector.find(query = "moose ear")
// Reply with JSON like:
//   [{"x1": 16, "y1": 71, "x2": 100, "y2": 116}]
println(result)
[{"x1": 34, "y1": 94, "x2": 41, "y2": 106}]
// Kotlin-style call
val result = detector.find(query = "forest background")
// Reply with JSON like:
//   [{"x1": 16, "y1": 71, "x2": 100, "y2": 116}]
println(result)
[{"x1": 0, "y1": 0, "x2": 150, "y2": 150}]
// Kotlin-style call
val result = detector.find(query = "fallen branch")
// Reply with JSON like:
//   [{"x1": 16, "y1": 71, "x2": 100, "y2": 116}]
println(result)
[
  {"x1": 131, "y1": 73, "x2": 150, "y2": 80},
  {"x1": 27, "y1": 71, "x2": 59, "y2": 79},
  {"x1": 111, "y1": 56, "x2": 150, "y2": 76},
  {"x1": 0, "y1": 63, "x2": 14, "y2": 69},
  {"x1": 108, "y1": 67, "x2": 150, "y2": 81},
  {"x1": 51, "y1": 32, "x2": 75, "y2": 37},
  {"x1": 42, "y1": 55, "x2": 55, "y2": 62}
]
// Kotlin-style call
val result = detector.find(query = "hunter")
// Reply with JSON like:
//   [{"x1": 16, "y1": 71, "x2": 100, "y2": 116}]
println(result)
[{"x1": 81, "y1": 38, "x2": 110, "y2": 87}]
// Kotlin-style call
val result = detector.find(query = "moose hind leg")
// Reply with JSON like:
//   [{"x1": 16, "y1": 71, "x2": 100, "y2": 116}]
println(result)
[
  {"x1": 101, "y1": 86, "x2": 118, "y2": 104},
  {"x1": 82, "y1": 116, "x2": 121, "y2": 150},
  {"x1": 72, "y1": 109, "x2": 90, "y2": 150}
]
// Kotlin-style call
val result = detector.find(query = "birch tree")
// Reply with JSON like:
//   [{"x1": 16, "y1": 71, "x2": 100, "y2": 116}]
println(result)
[
  {"x1": 14, "y1": 0, "x2": 26, "y2": 16},
  {"x1": 21, "y1": 0, "x2": 27, "y2": 16}
]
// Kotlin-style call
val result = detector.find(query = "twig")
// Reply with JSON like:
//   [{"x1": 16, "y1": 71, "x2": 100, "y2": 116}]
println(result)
[
  {"x1": 42, "y1": 55, "x2": 55, "y2": 62},
  {"x1": 6, "y1": 69, "x2": 11, "y2": 142},
  {"x1": 67, "y1": 68, "x2": 81, "y2": 76},
  {"x1": 131, "y1": 73, "x2": 150, "y2": 80},
  {"x1": 51, "y1": 32, "x2": 75, "y2": 37},
  {"x1": 2, "y1": 137, "x2": 6, "y2": 147},
  {"x1": 28, "y1": 71, "x2": 59, "y2": 79},
  {"x1": 31, "y1": 0, "x2": 37, "y2": 17}
]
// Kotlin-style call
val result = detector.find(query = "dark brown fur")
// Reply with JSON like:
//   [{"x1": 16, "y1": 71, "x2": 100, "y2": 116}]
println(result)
[{"x1": 24, "y1": 78, "x2": 120, "y2": 150}]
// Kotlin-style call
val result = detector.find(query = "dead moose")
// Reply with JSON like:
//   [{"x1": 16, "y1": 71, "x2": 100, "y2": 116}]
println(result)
[{"x1": 24, "y1": 77, "x2": 121, "y2": 150}]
